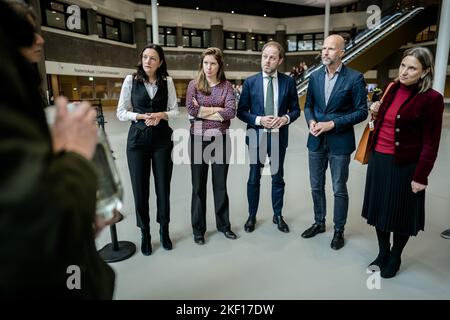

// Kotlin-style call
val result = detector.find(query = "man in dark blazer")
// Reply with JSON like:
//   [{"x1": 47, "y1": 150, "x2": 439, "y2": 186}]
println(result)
[
  {"x1": 301, "y1": 35, "x2": 367, "y2": 249},
  {"x1": 237, "y1": 41, "x2": 300, "y2": 233}
]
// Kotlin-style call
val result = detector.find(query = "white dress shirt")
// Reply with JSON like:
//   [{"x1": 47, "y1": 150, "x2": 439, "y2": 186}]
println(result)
[{"x1": 116, "y1": 74, "x2": 179, "y2": 122}]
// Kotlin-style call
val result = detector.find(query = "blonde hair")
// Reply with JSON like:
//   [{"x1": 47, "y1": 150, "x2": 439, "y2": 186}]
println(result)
[
  {"x1": 195, "y1": 47, "x2": 226, "y2": 94},
  {"x1": 261, "y1": 41, "x2": 285, "y2": 59},
  {"x1": 397, "y1": 47, "x2": 434, "y2": 94}
]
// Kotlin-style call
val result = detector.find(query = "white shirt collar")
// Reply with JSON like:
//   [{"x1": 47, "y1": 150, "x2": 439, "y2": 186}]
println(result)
[{"x1": 263, "y1": 71, "x2": 278, "y2": 79}]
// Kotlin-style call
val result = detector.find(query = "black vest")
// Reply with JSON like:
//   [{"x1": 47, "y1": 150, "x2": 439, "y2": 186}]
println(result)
[{"x1": 131, "y1": 78, "x2": 169, "y2": 129}]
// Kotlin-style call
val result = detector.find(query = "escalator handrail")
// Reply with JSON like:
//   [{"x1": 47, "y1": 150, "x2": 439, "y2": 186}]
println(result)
[
  {"x1": 297, "y1": 7, "x2": 425, "y2": 96},
  {"x1": 347, "y1": 13, "x2": 402, "y2": 50},
  {"x1": 342, "y1": 7, "x2": 424, "y2": 64},
  {"x1": 305, "y1": 10, "x2": 412, "y2": 78},
  {"x1": 297, "y1": 12, "x2": 404, "y2": 87}
]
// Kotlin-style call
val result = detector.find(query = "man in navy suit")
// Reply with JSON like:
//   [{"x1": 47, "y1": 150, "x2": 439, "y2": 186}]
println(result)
[
  {"x1": 301, "y1": 35, "x2": 367, "y2": 249},
  {"x1": 237, "y1": 41, "x2": 300, "y2": 233}
]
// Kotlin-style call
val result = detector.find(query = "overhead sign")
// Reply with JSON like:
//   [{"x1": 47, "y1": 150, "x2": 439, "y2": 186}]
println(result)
[{"x1": 45, "y1": 61, "x2": 135, "y2": 78}]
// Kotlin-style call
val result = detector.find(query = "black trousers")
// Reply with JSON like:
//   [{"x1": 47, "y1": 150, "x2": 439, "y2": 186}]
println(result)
[
  {"x1": 189, "y1": 134, "x2": 231, "y2": 236},
  {"x1": 127, "y1": 124, "x2": 173, "y2": 229}
]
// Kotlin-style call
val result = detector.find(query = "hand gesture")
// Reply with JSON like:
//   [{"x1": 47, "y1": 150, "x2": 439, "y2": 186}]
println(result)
[
  {"x1": 369, "y1": 101, "x2": 381, "y2": 115},
  {"x1": 260, "y1": 116, "x2": 275, "y2": 129},
  {"x1": 411, "y1": 181, "x2": 426, "y2": 193},
  {"x1": 94, "y1": 208, "x2": 124, "y2": 237},
  {"x1": 192, "y1": 97, "x2": 200, "y2": 107},
  {"x1": 52, "y1": 96, "x2": 97, "y2": 160},
  {"x1": 145, "y1": 112, "x2": 164, "y2": 126},
  {"x1": 271, "y1": 116, "x2": 288, "y2": 129},
  {"x1": 309, "y1": 120, "x2": 335, "y2": 136}
]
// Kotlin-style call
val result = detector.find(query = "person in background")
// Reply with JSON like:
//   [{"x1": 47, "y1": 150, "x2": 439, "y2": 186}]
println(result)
[
  {"x1": 362, "y1": 47, "x2": 444, "y2": 278},
  {"x1": 237, "y1": 41, "x2": 300, "y2": 234},
  {"x1": 117, "y1": 44, "x2": 179, "y2": 255},
  {"x1": 0, "y1": 0, "x2": 116, "y2": 299},
  {"x1": 186, "y1": 47, "x2": 237, "y2": 245}
]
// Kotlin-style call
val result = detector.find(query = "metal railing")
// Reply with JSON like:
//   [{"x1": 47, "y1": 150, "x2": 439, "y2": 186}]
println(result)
[{"x1": 296, "y1": 7, "x2": 424, "y2": 97}]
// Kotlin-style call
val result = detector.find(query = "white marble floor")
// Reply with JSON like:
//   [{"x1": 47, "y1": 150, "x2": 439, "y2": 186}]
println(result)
[{"x1": 96, "y1": 106, "x2": 450, "y2": 300}]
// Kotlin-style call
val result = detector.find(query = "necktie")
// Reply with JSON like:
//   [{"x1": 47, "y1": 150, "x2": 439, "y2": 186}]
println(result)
[{"x1": 265, "y1": 76, "x2": 274, "y2": 116}]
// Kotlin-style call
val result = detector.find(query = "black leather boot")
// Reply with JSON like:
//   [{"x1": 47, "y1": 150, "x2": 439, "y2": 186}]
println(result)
[
  {"x1": 141, "y1": 228, "x2": 152, "y2": 256},
  {"x1": 160, "y1": 225, "x2": 173, "y2": 250},
  {"x1": 368, "y1": 251, "x2": 390, "y2": 270},
  {"x1": 381, "y1": 253, "x2": 401, "y2": 278},
  {"x1": 381, "y1": 233, "x2": 408, "y2": 278},
  {"x1": 371, "y1": 228, "x2": 391, "y2": 270}
]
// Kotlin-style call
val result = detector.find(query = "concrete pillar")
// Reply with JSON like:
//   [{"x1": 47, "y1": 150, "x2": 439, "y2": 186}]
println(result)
[
  {"x1": 151, "y1": 0, "x2": 159, "y2": 44},
  {"x1": 433, "y1": 0, "x2": 450, "y2": 95},
  {"x1": 86, "y1": 9, "x2": 98, "y2": 36},
  {"x1": 176, "y1": 25, "x2": 183, "y2": 47},
  {"x1": 134, "y1": 11, "x2": 147, "y2": 53},
  {"x1": 324, "y1": 0, "x2": 331, "y2": 38},
  {"x1": 246, "y1": 31, "x2": 253, "y2": 51},
  {"x1": 211, "y1": 18, "x2": 223, "y2": 50},
  {"x1": 275, "y1": 24, "x2": 287, "y2": 52}
]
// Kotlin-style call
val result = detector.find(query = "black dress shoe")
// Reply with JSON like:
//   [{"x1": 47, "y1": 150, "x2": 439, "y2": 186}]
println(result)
[
  {"x1": 301, "y1": 223, "x2": 325, "y2": 238},
  {"x1": 223, "y1": 230, "x2": 237, "y2": 239},
  {"x1": 368, "y1": 252, "x2": 390, "y2": 270},
  {"x1": 273, "y1": 216, "x2": 289, "y2": 233},
  {"x1": 381, "y1": 254, "x2": 401, "y2": 278},
  {"x1": 160, "y1": 225, "x2": 173, "y2": 250},
  {"x1": 244, "y1": 216, "x2": 256, "y2": 233},
  {"x1": 194, "y1": 235, "x2": 205, "y2": 245},
  {"x1": 141, "y1": 229, "x2": 152, "y2": 256},
  {"x1": 330, "y1": 230, "x2": 344, "y2": 250}
]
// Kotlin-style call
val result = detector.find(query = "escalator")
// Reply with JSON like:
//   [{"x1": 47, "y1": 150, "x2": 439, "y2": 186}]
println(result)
[{"x1": 296, "y1": 4, "x2": 438, "y2": 98}]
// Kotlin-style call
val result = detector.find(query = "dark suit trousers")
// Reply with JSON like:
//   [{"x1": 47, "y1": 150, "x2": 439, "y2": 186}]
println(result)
[
  {"x1": 126, "y1": 124, "x2": 173, "y2": 229},
  {"x1": 189, "y1": 134, "x2": 231, "y2": 236},
  {"x1": 247, "y1": 132, "x2": 286, "y2": 217}
]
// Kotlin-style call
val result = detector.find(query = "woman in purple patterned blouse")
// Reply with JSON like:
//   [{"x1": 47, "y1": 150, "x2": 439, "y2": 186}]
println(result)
[{"x1": 186, "y1": 47, "x2": 237, "y2": 245}]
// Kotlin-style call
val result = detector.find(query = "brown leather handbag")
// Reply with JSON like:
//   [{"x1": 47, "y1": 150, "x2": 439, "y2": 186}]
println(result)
[{"x1": 354, "y1": 82, "x2": 394, "y2": 164}]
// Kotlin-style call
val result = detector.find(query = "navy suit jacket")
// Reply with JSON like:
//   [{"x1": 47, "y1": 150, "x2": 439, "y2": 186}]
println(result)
[
  {"x1": 304, "y1": 64, "x2": 368, "y2": 154},
  {"x1": 237, "y1": 71, "x2": 300, "y2": 149}
]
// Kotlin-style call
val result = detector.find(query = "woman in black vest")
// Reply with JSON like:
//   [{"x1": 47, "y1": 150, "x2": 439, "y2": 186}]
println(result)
[{"x1": 117, "y1": 44, "x2": 178, "y2": 255}]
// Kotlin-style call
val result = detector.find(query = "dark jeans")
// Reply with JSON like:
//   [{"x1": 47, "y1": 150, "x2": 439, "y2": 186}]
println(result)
[
  {"x1": 247, "y1": 132, "x2": 286, "y2": 217},
  {"x1": 308, "y1": 139, "x2": 350, "y2": 231},
  {"x1": 127, "y1": 124, "x2": 173, "y2": 229},
  {"x1": 189, "y1": 134, "x2": 231, "y2": 236}
]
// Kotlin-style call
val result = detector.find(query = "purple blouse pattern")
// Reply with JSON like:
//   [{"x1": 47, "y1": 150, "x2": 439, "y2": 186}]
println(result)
[{"x1": 186, "y1": 80, "x2": 236, "y2": 136}]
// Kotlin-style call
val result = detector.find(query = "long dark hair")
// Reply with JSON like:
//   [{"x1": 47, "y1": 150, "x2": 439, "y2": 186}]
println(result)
[
  {"x1": 4, "y1": 0, "x2": 37, "y2": 48},
  {"x1": 0, "y1": 0, "x2": 49, "y2": 139},
  {"x1": 134, "y1": 44, "x2": 169, "y2": 89},
  {"x1": 5, "y1": 0, "x2": 47, "y2": 106}
]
